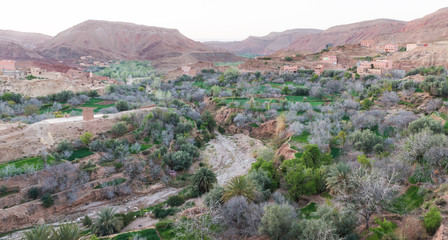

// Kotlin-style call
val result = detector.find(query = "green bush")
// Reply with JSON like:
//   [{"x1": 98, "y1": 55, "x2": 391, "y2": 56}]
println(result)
[
  {"x1": 424, "y1": 207, "x2": 442, "y2": 235},
  {"x1": 41, "y1": 193, "x2": 54, "y2": 208},
  {"x1": 408, "y1": 117, "x2": 443, "y2": 134},
  {"x1": 152, "y1": 207, "x2": 176, "y2": 219},
  {"x1": 28, "y1": 187, "x2": 40, "y2": 199},
  {"x1": 349, "y1": 130, "x2": 383, "y2": 153},
  {"x1": 166, "y1": 195, "x2": 185, "y2": 207},
  {"x1": 369, "y1": 218, "x2": 397, "y2": 240},
  {"x1": 56, "y1": 140, "x2": 74, "y2": 153},
  {"x1": 82, "y1": 215, "x2": 92, "y2": 227},
  {"x1": 115, "y1": 100, "x2": 129, "y2": 111},
  {"x1": 110, "y1": 121, "x2": 128, "y2": 136},
  {"x1": 80, "y1": 132, "x2": 93, "y2": 146}
]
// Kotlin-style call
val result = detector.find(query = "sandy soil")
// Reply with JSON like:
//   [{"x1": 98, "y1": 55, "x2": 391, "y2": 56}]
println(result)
[{"x1": 201, "y1": 133, "x2": 265, "y2": 185}]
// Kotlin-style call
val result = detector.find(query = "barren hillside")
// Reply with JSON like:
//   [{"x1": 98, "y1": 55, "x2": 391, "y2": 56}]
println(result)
[
  {"x1": 37, "y1": 20, "x2": 241, "y2": 63},
  {"x1": 205, "y1": 29, "x2": 322, "y2": 55}
]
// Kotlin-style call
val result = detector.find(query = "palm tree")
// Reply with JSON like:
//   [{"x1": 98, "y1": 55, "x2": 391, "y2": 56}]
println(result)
[
  {"x1": 326, "y1": 162, "x2": 352, "y2": 195},
  {"x1": 52, "y1": 223, "x2": 84, "y2": 240},
  {"x1": 91, "y1": 207, "x2": 123, "y2": 236},
  {"x1": 191, "y1": 167, "x2": 217, "y2": 194},
  {"x1": 22, "y1": 225, "x2": 52, "y2": 240},
  {"x1": 221, "y1": 175, "x2": 255, "y2": 203}
]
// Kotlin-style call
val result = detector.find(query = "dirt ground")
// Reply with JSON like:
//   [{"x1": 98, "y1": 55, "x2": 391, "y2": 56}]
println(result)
[
  {"x1": 0, "y1": 107, "x2": 157, "y2": 163},
  {"x1": 201, "y1": 133, "x2": 265, "y2": 185}
]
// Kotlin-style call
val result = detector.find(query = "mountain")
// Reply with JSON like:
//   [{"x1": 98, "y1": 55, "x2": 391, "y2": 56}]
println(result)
[
  {"x1": 0, "y1": 30, "x2": 51, "y2": 48},
  {"x1": 286, "y1": 19, "x2": 406, "y2": 52},
  {"x1": 37, "y1": 20, "x2": 240, "y2": 64},
  {"x1": 395, "y1": 7, "x2": 448, "y2": 42},
  {"x1": 205, "y1": 29, "x2": 322, "y2": 55}
]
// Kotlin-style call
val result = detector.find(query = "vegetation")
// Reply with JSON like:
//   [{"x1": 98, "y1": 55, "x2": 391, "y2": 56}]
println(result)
[
  {"x1": 424, "y1": 207, "x2": 442, "y2": 235},
  {"x1": 191, "y1": 167, "x2": 217, "y2": 194},
  {"x1": 91, "y1": 207, "x2": 123, "y2": 236}
]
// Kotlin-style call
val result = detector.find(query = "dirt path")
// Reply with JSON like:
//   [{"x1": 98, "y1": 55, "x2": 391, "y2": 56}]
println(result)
[
  {"x1": 0, "y1": 107, "x2": 158, "y2": 163},
  {"x1": 202, "y1": 133, "x2": 265, "y2": 185}
]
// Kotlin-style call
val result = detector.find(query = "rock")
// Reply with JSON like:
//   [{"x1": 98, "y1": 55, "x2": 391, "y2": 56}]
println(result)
[{"x1": 276, "y1": 142, "x2": 297, "y2": 160}]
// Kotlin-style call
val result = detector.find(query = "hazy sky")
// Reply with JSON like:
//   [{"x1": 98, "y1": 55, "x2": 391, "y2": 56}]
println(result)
[{"x1": 3, "y1": 0, "x2": 447, "y2": 42}]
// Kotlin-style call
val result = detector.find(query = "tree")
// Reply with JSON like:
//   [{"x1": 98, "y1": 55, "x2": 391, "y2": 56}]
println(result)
[
  {"x1": 52, "y1": 223, "x2": 84, "y2": 240},
  {"x1": 110, "y1": 122, "x2": 128, "y2": 136},
  {"x1": 28, "y1": 187, "x2": 40, "y2": 199},
  {"x1": 402, "y1": 129, "x2": 448, "y2": 164},
  {"x1": 221, "y1": 175, "x2": 256, "y2": 203},
  {"x1": 408, "y1": 117, "x2": 443, "y2": 134},
  {"x1": 115, "y1": 100, "x2": 129, "y2": 111},
  {"x1": 326, "y1": 162, "x2": 353, "y2": 195},
  {"x1": 80, "y1": 132, "x2": 93, "y2": 146},
  {"x1": 191, "y1": 167, "x2": 217, "y2": 194},
  {"x1": 91, "y1": 207, "x2": 123, "y2": 236},
  {"x1": 258, "y1": 203, "x2": 298, "y2": 240},
  {"x1": 349, "y1": 130, "x2": 383, "y2": 153},
  {"x1": 22, "y1": 225, "x2": 53, "y2": 240},
  {"x1": 424, "y1": 207, "x2": 442, "y2": 235},
  {"x1": 381, "y1": 91, "x2": 399, "y2": 107},
  {"x1": 201, "y1": 110, "x2": 217, "y2": 132},
  {"x1": 351, "y1": 169, "x2": 398, "y2": 230},
  {"x1": 41, "y1": 193, "x2": 54, "y2": 208}
]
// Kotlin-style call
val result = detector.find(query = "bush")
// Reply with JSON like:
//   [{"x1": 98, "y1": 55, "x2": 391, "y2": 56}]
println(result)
[
  {"x1": 28, "y1": 187, "x2": 40, "y2": 199},
  {"x1": 424, "y1": 207, "x2": 442, "y2": 235},
  {"x1": 201, "y1": 110, "x2": 217, "y2": 132},
  {"x1": 350, "y1": 130, "x2": 383, "y2": 153},
  {"x1": 80, "y1": 132, "x2": 93, "y2": 146},
  {"x1": 408, "y1": 117, "x2": 443, "y2": 134},
  {"x1": 110, "y1": 122, "x2": 128, "y2": 136},
  {"x1": 41, "y1": 193, "x2": 54, "y2": 208},
  {"x1": 203, "y1": 185, "x2": 224, "y2": 207},
  {"x1": 57, "y1": 140, "x2": 74, "y2": 153},
  {"x1": 24, "y1": 105, "x2": 39, "y2": 116},
  {"x1": 152, "y1": 207, "x2": 176, "y2": 219},
  {"x1": 82, "y1": 215, "x2": 92, "y2": 227},
  {"x1": 165, "y1": 150, "x2": 193, "y2": 171},
  {"x1": 115, "y1": 100, "x2": 129, "y2": 111},
  {"x1": 167, "y1": 195, "x2": 185, "y2": 207},
  {"x1": 258, "y1": 203, "x2": 298, "y2": 240}
]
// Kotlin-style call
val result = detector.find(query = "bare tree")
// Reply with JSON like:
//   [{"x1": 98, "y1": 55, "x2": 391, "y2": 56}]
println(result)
[
  {"x1": 350, "y1": 168, "x2": 398, "y2": 229},
  {"x1": 381, "y1": 91, "x2": 399, "y2": 107}
]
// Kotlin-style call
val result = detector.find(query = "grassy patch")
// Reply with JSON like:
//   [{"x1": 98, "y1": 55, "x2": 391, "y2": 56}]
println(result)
[
  {"x1": 94, "y1": 178, "x2": 127, "y2": 189},
  {"x1": 112, "y1": 228, "x2": 160, "y2": 240},
  {"x1": 0, "y1": 156, "x2": 56, "y2": 178},
  {"x1": 388, "y1": 186, "x2": 425, "y2": 214},
  {"x1": 0, "y1": 189, "x2": 19, "y2": 198},
  {"x1": 300, "y1": 202, "x2": 317, "y2": 219},
  {"x1": 67, "y1": 148, "x2": 94, "y2": 161},
  {"x1": 291, "y1": 132, "x2": 310, "y2": 143}
]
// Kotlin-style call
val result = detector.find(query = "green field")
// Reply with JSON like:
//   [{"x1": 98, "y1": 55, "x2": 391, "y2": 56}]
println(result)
[
  {"x1": 67, "y1": 148, "x2": 94, "y2": 161},
  {"x1": 388, "y1": 186, "x2": 425, "y2": 214},
  {"x1": 0, "y1": 156, "x2": 56, "y2": 178}
]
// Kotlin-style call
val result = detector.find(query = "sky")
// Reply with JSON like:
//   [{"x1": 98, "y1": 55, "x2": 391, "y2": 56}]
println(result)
[{"x1": 2, "y1": 0, "x2": 448, "y2": 42}]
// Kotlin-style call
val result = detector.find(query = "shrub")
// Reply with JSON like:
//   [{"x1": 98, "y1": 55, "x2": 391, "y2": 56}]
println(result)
[
  {"x1": 350, "y1": 130, "x2": 383, "y2": 153},
  {"x1": 408, "y1": 117, "x2": 443, "y2": 134},
  {"x1": 152, "y1": 207, "x2": 176, "y2": 219},
  {"x1": 165, "y1": 150, "x2": 193, "y2": 171},
  {"x1": 57, "y1": 140, "x2": 74, "y2": 153},
  {"x1": 167, "y1": 195, "x2": 185, "y2": 207},
  {"x1": 115, "y1": 100, "x2": 129, "y2": 111},
  {"x1": 28, "y1": 187, "x2": 40, "y2": 199},
  {"x1": 203, "y1": 185, "x2": 224, "y2": 207},
  {"x1": 80, "y1": 132, "x2": 93, "y2": 146},
  {"x1": 370, "y1": 218, "x2": 397, "y2": 240},
  {"x1": 110, "y1": 122, "x2": 128, "y2": 136},
  {"x1": 41, "y1": 193, "x2": 54, "y2": 208},
  {"x1": 82, "y1": 215, "x2": 92, "y2": 227},
  {"x1": 201, "y1": 110, "x2": 217, "y2": 132},
  {"x1": 24, "y1": 105, "x2": 39, "y2": 116},
  {"x1": 191, "y1": 167, "x2": 217, "y2": 194},
  {"x1": 258, "y1": 203, "x2": 298, "y2": 240},
  {"x1": 424, "y1": 207, "x2": 442, "y2": 235}
]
